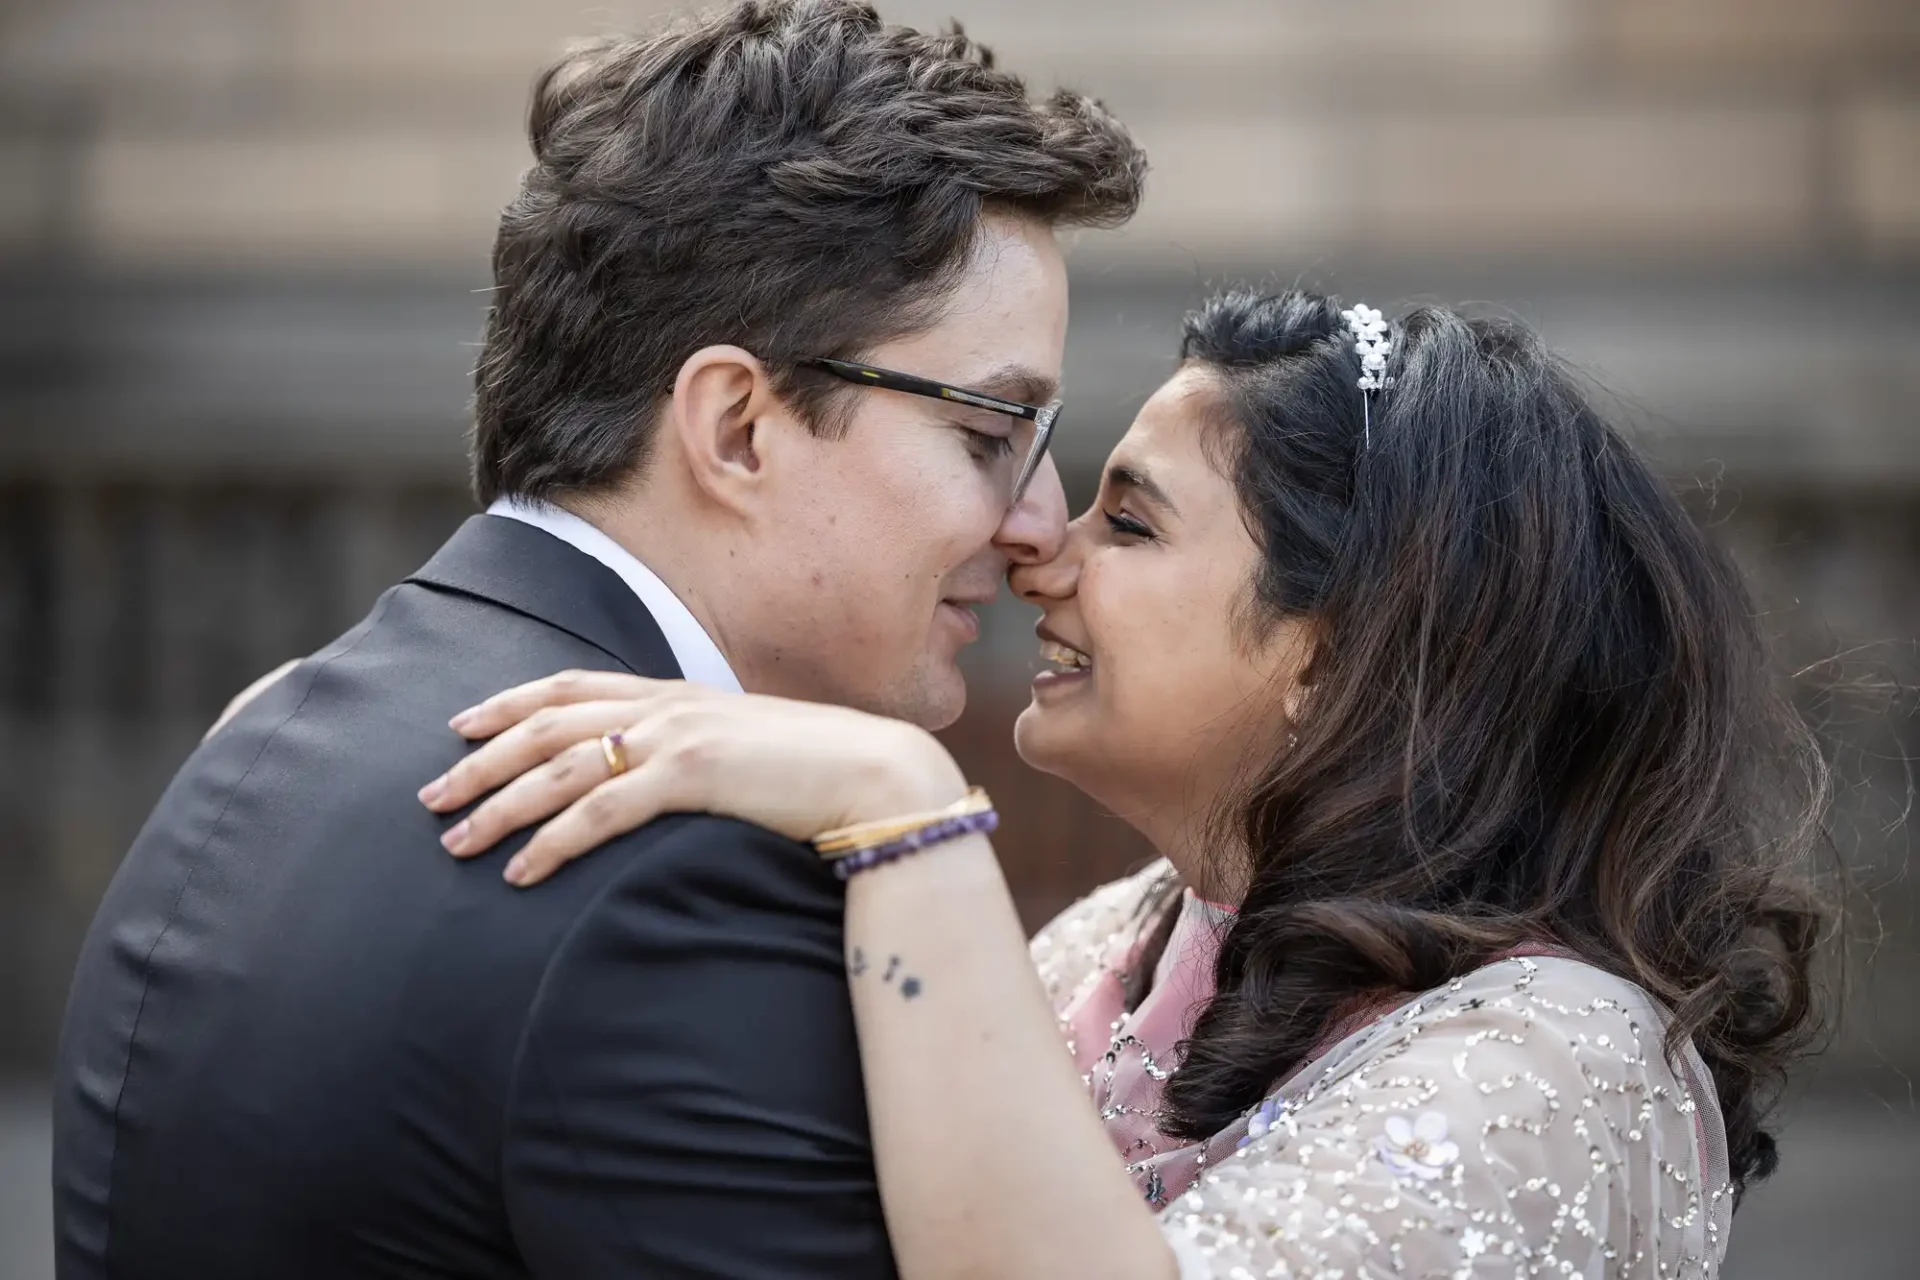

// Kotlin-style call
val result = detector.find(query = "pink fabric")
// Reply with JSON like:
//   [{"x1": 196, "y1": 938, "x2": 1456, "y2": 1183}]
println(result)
[
  {"x1": 1059, "y1": 893, "x2": 1243, "y2": 1205},
  {"x1": 1060, "y1": 893, "x2": 1581, "y2": 1206}
]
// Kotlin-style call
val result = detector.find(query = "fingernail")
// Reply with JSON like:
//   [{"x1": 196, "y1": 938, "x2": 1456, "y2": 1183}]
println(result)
[
  {"x1": 417, "y1": 777, "x2": 446, "y2": 806},
  {"x1": 441, "y1": 821, "x2": 471, "y2": 854},
  {"x1": 503, "y1": 855, "x2": 529, "y2": 886},
  {"x1": 449, "y1": 708, "x2": 478, "y2": 733}
]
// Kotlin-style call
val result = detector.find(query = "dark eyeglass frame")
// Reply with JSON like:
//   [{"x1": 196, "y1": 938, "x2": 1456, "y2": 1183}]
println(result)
[{"x1": 799, "y1": 356, "x2": 1060, "y2": 506}]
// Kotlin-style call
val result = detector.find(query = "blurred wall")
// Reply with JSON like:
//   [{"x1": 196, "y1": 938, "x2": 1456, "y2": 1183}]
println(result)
[{"x1": 1, "y1": 2, "x2": 1918, "y2": 1276}]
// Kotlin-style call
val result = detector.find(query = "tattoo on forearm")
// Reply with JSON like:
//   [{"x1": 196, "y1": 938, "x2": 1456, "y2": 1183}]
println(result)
[{"x1": 847, "y1": 946, "x2": 924, "y2": 1000}]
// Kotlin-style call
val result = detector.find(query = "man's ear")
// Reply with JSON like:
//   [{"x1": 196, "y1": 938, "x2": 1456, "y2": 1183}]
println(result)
[{"x1": 665, "y1": 345, "x2": 788, "y2": 513}]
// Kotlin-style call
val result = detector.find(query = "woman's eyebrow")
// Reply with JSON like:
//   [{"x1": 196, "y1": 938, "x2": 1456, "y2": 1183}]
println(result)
[{"x1": 1105, "y1": 461, "x2": 1179, "y2": 516}]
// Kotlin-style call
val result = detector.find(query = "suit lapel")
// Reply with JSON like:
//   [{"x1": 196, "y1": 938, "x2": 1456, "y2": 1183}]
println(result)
[{"x1": 406, "y1": 515, "x2": 684, "y2": 679}]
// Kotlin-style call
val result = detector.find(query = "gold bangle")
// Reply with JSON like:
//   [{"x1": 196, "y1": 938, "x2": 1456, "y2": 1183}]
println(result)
[{"x1": 812, "y1": 786, "x2": 993, "y2": 859}]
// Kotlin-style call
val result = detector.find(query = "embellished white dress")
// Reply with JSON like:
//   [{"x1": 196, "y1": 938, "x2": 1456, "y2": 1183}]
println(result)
[{"x1": 1029, "y1": 861, "x2": 1734, "y2": 1279}]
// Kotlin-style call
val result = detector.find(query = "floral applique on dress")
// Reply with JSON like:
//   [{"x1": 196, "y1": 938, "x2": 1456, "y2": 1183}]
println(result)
[
  {"x1": 1374, "y1": 1110, "x2": 1459, "y2": 1180},
  {"x1": 1236, "y1": 1095, "x2": 1288, "y2": 1151}
]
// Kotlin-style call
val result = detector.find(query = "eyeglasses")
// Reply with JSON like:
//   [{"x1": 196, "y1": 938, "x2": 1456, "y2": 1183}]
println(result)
[{"x1": 799, "y1": 356, "x2": 1061, "y2": 507}]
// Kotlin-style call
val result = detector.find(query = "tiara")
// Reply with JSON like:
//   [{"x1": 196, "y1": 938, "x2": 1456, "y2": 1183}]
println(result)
[{"x1": 1341, "y1": 303, "x2": 1393, "y2": 447}]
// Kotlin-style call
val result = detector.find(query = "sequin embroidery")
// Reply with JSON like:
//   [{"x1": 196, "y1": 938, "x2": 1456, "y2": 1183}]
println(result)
[{"x1": 1030, "y1": 861, "x2": 1734, "y2": 1279}]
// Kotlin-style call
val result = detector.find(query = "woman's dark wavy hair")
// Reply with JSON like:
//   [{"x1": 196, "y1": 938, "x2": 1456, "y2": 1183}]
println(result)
[{"x1": 1147, "y1": 288, "x2": 1830, "y2": 1201}]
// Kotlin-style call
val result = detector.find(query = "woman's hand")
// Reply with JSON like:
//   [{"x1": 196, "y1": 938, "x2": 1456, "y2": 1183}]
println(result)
[{"x1": 417, "y1": 671, "x2": 967, "y2": 886}]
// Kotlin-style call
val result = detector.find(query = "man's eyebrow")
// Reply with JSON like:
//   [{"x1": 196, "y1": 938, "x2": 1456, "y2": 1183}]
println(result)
[
  {"x1": 1106, "y1": 462, "x2": 1178, "y2": 516},
  {"x1": 962, "y1": 364, "x2": 1059, "y2": 408}
]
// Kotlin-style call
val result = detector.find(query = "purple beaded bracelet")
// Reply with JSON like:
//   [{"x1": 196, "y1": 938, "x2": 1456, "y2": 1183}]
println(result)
[{"x1": 830, "y1": 808, "x2": 999, "y2": 881}]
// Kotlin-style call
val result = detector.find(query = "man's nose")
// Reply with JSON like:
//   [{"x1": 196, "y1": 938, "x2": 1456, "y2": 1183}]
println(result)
[{"x1": 995, "y1": 453, "x2": 1067, "y2": 566}]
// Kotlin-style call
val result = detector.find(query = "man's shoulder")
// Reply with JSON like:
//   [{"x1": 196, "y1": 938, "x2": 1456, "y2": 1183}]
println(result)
[
  {"x1": 537, "y1": 813, "x2": 844, "y2": 952},
  {"x1": 203, "y1": 575, "x2": 658, "y2": 804}
]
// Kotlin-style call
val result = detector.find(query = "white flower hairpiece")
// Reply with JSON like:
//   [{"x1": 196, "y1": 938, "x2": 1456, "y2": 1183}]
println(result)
[{"x1": 1341, "y1": 302, "x2": 1394, "y2": 447}]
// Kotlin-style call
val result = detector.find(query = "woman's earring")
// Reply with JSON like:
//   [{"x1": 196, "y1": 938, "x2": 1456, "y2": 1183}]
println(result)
[{"x1": 1285, "y1": 731, "x2": 1299, "y2": 751}]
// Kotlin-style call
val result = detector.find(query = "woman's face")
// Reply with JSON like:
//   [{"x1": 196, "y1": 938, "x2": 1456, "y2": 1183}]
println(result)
[{"x1": 1010, "y1": 366, "x2": 1314, "y2": 880}]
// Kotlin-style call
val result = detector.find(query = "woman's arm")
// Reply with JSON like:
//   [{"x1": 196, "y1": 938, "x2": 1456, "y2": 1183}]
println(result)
[
  {"x1": 419, "y1": 674, "x2": 1178, "y2": 1279},
  {"x1": 840, "y1": 835, "x2": 1177, "y2": 1280}
]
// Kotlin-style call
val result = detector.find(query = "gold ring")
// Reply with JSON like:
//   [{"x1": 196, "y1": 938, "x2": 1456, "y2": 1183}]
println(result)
[{"x1": 599, "y1": 731, "x2": 629, "y2": 778}]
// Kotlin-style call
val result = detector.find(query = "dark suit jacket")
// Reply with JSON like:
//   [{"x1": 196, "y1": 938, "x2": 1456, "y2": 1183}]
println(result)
[{"x1": 52, "y1": 515, "x2": 897, "y2": 1279}]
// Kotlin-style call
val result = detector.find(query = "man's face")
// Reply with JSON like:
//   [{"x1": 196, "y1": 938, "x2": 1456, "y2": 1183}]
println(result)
[{"x1": 733, "y1": 213, "x2": 1071, "y2": 728}]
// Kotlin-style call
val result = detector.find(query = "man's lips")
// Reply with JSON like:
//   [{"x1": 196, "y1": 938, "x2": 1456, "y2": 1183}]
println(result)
[{"x1": 940, "y1": 599, "x2": 983, "y2": 641}]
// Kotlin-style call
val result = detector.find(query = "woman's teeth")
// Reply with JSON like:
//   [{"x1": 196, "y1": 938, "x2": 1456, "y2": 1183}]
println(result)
[{"x1": 1041, "y1": 640, "x2": 1092, "y2": 672}]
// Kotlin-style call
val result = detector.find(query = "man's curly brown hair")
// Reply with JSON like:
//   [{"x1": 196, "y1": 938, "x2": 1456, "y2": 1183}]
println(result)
[{"x1": 472, "y1": 0, "x2": 1146, "y2": 504}]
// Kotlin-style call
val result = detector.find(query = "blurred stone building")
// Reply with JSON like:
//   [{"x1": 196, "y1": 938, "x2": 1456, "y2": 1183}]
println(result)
[{"x1": 1, "y1": 2, "x2": 1917, "y2": 1275}]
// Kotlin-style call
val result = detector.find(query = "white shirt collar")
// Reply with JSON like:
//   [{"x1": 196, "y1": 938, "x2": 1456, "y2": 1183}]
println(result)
[{"x1": 485, "y1": 497, "x2": 743, "y2": 694}]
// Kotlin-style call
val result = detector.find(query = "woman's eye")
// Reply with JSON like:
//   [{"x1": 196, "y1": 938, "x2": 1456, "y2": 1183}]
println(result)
[{"x1": 1104, "y1": 510, "x2": 1155, "y2": 540}]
